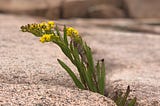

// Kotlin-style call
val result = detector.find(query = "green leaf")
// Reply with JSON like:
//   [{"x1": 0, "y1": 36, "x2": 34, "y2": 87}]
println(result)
[
  {"x1": 117, "y1": 86, "x2": 130, "y2": 106},
  {"x1": 128, "y1": 97, "x2": 136, "y2": 106},
  {"x1": 70, "y1": 41, "x2": 97, "y2": 91},
  {"x1": 57, "y1": 59, "x2": 84, "y2": 89},
  {"x1": 82, "y1": 42, "x2": 97, "y2": 91},
  {"x1": 55, "y1": 25, "x2": 63, "y2": 41},
  {"x1": 84, "y1": 43, "x2": 94, "y2": 74},
  {"x1": 56, "y1": 41, "x2": 73, "y2": 62},
  {"x1": 72, "y1": 45, "x2": 85, "y2": 83},
  {"x1": 72, "y1": 45, "x2": 80, "y2": 62},
  {"x1": 96, "y1": 60, "x2": 106, "y2": 95},
  {"x1": 69, "y1": 41, "x2": 88, "y2": 89},
  {"x1": 114, "y1": 86, "x2": 136, "y2": 106},
  {"x1": 121, "y1": 86, "x2": 130, "y2": 106},
  {"x1": 85, "y1": 69, "x2": 97, "y2": 92},
  {"x1": 63, "y1": 25, "x2": 68, "y2": 46},
  {"x1": 99, "y1": 60, "x2": 105, "y2": 95},
  {"x1": 55, "y1": 25, "x2": 61, "y2": 36},
  {"x1": 115, "y1": 92, "x2": 123, "y2": 105},
  {"x1": 96, "y1": 60, "x2": 100, "y2": 86}
]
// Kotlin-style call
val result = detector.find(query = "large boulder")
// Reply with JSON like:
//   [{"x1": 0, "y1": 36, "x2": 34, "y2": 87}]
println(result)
[
  {"x1": 62, "y1": 0, "x2": 89, "y2": 18},
  {"x1": 124, "y1": 0, "x2": 160, "y2": 18},
  {"x1": 81, "y1": 21, "x2": 160, "y2": 105},
  {"x1": 1, "y1": 14, "x2": 160, "y2": 105},
  {"x1": 87, "y1": 0, "x2": 123, "y2": 8},
  {"x1": 45, "y1": 0, "x2": 62, "y2": 19},
  {"x1": 105, "y1": 0, "x2": 123, "y2": 8},
  {"x1": 88, "y1": 4, "x2": 126, "y2": 18},
  {"x1": 62, "y1": 18, "x2": 160, "y2": 105},
  {"x1": 0, "y1": 0, "x2": 46, "y2": 11},
  {"x1": 0, "y1": 0, "x2": 62, "y2": 19},
  {"x1": 0, "y1": 14, "x2": 116, "y2": 106}
]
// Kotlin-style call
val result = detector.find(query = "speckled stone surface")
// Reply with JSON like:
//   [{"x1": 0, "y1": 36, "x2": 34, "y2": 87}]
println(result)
[
  {"x1": 0, "y1": 14, "x2": 116, "y2": 106},
  {"x1": 0, "y1": 83, "x2": 116, "y2": 106},
  {"x1": 0, "y1": 14, "x2": 160, "y2": 106}
]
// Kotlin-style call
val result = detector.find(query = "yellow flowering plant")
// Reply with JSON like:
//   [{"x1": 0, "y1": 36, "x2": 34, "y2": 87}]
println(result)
[
  {"x1": 21, "y1": 21, "x2": 106, "y2": 95},
  {"x1": 20, "y1": 21, "x2": 136, "y2": 106}
]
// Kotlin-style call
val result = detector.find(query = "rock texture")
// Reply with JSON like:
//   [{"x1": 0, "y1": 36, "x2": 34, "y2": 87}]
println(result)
[
  {"x1": 0, "y1": 0, "x2": 125, "y2": 19},
  {"x1": 79, "y1": 21, "x2": 160, "y2": 106},
  {"x1": 0, "y1": 0, "x2": 62, "y2": 19},
  {"x1": 58, "y1": 19, "x2": 160, "y2": 105},
  {"x1": 45, "y1": 0, "x2": 62, "y2": 19},
  {"x1": 1, "y1": 14, "x2": 160, "y2": 105},
  {"x1": 124, "y1": 0, "x2": 160, "y2": 18},
  {"x1": 88, "y1": 0, "x2": 123, "y2": 8},
  {"x1": 62, "y1": 0, "x2": 88, "y2": 18},
  {"x1": 1, "y1": 0, "x2": 160, "y2": 18},
  {"x1": 0, "y1": 84, "x2": 116, "y2": 106},
  {"x1": 0, "y1": 14, "x2": 116, "y2": 106},
  {"x1": 88, "y1": 4, "x2": 125, "y2": 18},
  {"x1": 91, "y1": 31, "x2": 160, "y2": 105}
]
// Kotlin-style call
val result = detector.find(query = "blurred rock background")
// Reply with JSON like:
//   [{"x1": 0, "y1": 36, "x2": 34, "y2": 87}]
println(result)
[{"x1": 0, "y1": 0, "x2": 160, "y2": 19}]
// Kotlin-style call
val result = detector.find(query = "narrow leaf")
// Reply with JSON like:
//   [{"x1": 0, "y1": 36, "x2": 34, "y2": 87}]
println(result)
[
  {"x1": 84, "y1": 43, "x2": 94, "y2": 74},
  {"x1": 84, "y1": 69, "x2": 97, "y2": 92},
  {"x1": 82, "y1": 42, "x2": 97, "y2": 91},
  {"x1": 63, "y1": 25, "x2": 68, "y2": 46},
  {"x1": 55, "y1": 25, "x2": 61, "y2": 36},
  {"x1": 56, "y1": 42, "x2": 73, "y2": 62},
  {"x1": 57, "y1": 59, "x2": 84, "y2": 89},
  {"x1": 120, "y1": 86, "x2": 131, "y2": 106},
  {"x1": 99, "y1": 60, "x2": 106, "y2": 95},
  {"x1": 128, "y1": 97, "x2": 136, "y2": 106}
]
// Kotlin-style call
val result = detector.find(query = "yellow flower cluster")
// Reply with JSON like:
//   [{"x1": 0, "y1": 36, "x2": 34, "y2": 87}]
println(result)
[
  {"x1": 39, "y1": 21, "x2": 55, "y2": 31},
  {"x1": 21, "y1": 21, "x2": 81, "y2": 44},
  {"x1": 40, "y1": 34, "x2": 53, "y2": 43},
  {"x1": 21, "y1": 21, "x2": 55, "y2": 33},
  {"x1": 66, "y1": 27, "x2": 79, "y2": 37}
]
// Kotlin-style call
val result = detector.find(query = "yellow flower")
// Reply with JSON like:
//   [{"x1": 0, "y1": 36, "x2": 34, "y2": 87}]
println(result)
[
  {"x1": 38, "y1": 22, "x2": 49, "y2": 30},
  {"x1": 38, "y1": 21, "x2": 55, "y2": 31},
  {"x1": 39, "y1": 34, "x2": 52, "y2": 43},
  {"x1": 66, "y1": 27, "x2": 79, "y2": 37},
  {"x1": 40, "y1": 37, "x2": 45, "y2": 43},
  {"x1": 45, "y1": 34, "x2": 52, "y2": 41},
  {"x1": 48, "y1": 21, "x2": 55, "y2": 28},
  {"x1": 39, "y1": 22, "x2": 46, "y2": 28}
]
